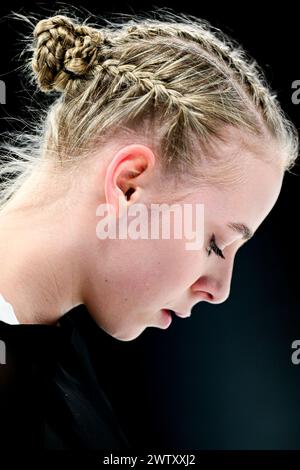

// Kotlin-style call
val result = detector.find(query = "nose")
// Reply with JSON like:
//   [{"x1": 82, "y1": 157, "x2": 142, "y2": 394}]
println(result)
[{"x1": 190, "y1": 258, "x2": 235, "y2": 304}]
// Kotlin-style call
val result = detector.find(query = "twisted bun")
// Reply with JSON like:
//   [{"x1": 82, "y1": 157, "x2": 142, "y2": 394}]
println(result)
[{"x1": 32, "y1": 15, "x2": 106, "y2": 93}]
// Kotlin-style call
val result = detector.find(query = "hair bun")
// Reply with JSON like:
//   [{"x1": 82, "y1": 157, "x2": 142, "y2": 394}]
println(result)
[{"x1": 32, "y1": 15, "x2": 105, "y2": 93}]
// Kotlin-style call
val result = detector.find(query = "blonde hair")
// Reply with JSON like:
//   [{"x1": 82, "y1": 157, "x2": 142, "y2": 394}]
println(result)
[{"x1": 0, "y1": 7, "x2": 298, "y2": 211}]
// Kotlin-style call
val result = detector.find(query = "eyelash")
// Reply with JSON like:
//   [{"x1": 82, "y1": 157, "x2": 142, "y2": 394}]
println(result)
[{"x1": 206, "y1": 233, "x2": 226, "y2": 259}]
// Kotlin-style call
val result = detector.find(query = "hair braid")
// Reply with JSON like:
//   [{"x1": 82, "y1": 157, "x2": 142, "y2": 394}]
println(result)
[
  {"x1": 0, "y1": 9, "x2": 297, "y2": 212},
  {"x1": 121, "y1": 23, "x2": 277, "y2": 127},
  {"x1": 32, "y1": 15, "x2": 110, "y2": 93}
]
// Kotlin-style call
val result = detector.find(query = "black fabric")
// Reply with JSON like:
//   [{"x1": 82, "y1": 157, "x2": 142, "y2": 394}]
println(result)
[{"x1": 0, "y1": 308, "x2": 131, "y2": 450}]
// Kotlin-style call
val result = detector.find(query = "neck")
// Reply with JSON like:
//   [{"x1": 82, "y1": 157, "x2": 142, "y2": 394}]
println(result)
[{"x1": 0, "y1": 207, "x2": 83, "y2": 324}]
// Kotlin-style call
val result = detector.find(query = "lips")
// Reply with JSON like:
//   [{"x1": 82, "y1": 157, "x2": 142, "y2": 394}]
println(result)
[{"x1": 165, "y1": 309, "x2": 191, "y2": 319}]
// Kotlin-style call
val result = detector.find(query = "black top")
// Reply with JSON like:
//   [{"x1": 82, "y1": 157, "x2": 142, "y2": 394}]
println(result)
[{"x1": 0, "y1": 307, "x2": 131, "y2": 450}]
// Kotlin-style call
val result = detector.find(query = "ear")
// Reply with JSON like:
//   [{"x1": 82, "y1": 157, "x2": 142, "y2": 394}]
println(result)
[{"x1": 104, "y1": 144, "x2": 156, "y2": 217}]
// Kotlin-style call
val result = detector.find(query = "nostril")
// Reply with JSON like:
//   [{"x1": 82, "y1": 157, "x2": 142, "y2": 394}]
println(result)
[{"x1": 197, "y1": 291, "x2": 214, "y2": 301}]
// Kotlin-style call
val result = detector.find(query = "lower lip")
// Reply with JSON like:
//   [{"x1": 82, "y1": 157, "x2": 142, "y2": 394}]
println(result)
[
  {"x1": 173, "y1": 311, "x2": 191, "y2": 318},
  {"x1": 160, "y1": 309, "x2": 173, "y2": 328}
]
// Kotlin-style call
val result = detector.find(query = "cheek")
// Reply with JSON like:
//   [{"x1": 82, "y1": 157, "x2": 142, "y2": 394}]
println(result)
[
  {"x1": 119, "y1": 238, "x2": 202, "y2": 297},
  {"x1": 91, "y1": 237, "x2": 203, "y2": 313},
  {"x1": 86, "y1": 239, "x2": 204, "y2": 335}
]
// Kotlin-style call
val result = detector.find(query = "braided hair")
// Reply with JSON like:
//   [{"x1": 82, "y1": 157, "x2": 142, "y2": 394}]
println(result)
[{"x1": 0, "y1": 9, "x2": 298, "y2": 210}]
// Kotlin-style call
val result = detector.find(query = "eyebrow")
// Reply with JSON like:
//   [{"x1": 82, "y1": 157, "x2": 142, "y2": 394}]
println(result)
[{"x1": 227, "y1": 222, "x2": 253, "y2": 241}]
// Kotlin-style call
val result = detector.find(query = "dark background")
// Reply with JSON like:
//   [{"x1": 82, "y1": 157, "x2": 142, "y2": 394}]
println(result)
[{"x1": 0, "y1": 1, "x2": 299, "y2": 450}]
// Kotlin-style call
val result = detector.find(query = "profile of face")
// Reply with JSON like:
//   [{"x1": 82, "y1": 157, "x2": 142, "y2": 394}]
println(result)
[{"x1": 76, "y1": 127, "x2": 285, "y2": 341}]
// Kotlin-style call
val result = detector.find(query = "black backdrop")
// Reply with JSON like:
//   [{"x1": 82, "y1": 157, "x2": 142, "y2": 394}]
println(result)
[{"x1": 0, "y1": 1, "x2": 299, "y2": 450}]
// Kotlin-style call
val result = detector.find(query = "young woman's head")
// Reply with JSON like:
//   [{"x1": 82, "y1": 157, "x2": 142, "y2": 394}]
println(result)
[{"x1": 0, "y1": 10, "x2": 298, "y2": 340}]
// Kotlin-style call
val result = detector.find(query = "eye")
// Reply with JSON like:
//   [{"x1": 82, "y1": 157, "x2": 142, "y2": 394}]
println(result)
[{"x1": 206, "y1": 233, "x2": 226, "y2": 259}]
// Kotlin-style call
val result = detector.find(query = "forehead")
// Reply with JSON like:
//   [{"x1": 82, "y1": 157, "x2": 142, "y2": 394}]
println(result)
[
  {"x1": 211, "y1": 158, "x2": 283, "y2": 232},
  {"x1": 190, "y1": 130, "x2": 285, "y2": 238}
]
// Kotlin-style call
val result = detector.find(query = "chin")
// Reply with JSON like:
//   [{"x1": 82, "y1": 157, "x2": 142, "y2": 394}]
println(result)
[
  {"x1": 88, "y1": 307, "x2": 147, "y2": 342},
  {"x1": 97, "y1": 322, "x2": 145, "y2": 342},
  {"x1": 113, "y1": 327, "x2": 146, "y2": 342}
]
